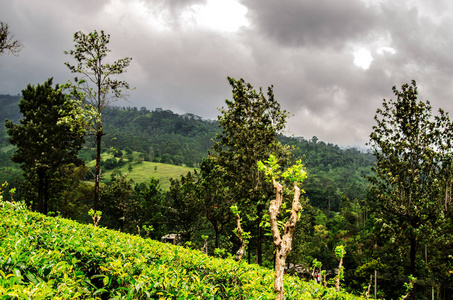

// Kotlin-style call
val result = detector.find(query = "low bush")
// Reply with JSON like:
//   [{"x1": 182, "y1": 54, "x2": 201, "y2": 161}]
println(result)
[{"x1": 0, "y1": 200, "x2": 363, "y2": 299}]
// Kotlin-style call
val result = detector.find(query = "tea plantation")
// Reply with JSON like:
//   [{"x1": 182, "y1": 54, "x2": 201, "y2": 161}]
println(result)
[{"x1": 0, "y1": 200, "x2": 364, "y2": 299}]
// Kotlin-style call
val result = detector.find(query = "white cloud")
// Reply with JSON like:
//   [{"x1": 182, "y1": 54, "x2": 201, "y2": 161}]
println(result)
[
  {"x1": 353, "y1": 48, "x2": 373, "y2": 69},
  {"x1": 182, "y1": 0, "x2": 250, "y2": 32}
]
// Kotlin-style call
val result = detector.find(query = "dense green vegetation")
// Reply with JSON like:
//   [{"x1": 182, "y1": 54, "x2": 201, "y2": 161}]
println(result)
[
  {"x1": 0, "y1": 199, "x2": 363, "y2": 299},
  {"x1": 1, "y1": 79, "x2": 452, "y2": 300}
]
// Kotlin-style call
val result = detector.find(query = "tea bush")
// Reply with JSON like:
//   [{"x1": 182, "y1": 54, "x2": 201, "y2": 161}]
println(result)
[{"x1": 0, "y1": 201, "x2": 363, "y2": 299}]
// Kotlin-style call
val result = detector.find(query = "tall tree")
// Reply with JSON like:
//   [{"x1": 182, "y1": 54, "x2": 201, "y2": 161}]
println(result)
[
  {"x1": 368, "y1": 80, "x2": 452, "y2": 299},
  {"x1": 65, "y1": 30, "x2": 132, "y2": 210},
  {"x1": 0, "y1": 22, "x2": 22, "y2": 56},
  {"x1": 5, "y1": 78, "x2": 86, "y2": 213},
  {"x1": 209, "y1": 77, "x2": 291, "y2": 265}
]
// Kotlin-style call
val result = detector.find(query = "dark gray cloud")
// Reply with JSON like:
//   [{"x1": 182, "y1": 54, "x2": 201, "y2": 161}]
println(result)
[
  {"x1": 244, "y1": 0, "x2": 379, "y2": 48},
  {"x1": 1, "y1": 0, "x2": 453, "y2": 147}
]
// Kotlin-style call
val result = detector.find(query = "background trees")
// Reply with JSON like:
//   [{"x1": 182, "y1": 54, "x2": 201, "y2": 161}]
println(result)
[
  {"x1": 65, "y1": 30, "x2": 132, "y2": 210},
  {"x1": 209, "y1": 77, "x2": 291, "y2": 265},
  {"x1": 368, "y1": 80, "x2": 453, "y2": 299},
  {"x1": 5, "y1": 78, "x2": 85, "y2": 213}
]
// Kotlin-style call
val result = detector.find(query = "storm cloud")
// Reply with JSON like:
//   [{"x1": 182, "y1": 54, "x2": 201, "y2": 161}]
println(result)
[{"x1": 1, "y1": 0, "x2": 453, "y2": 147}]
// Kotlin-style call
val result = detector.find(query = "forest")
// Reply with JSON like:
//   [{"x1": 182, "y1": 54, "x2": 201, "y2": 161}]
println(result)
[
  {"x1": 1, "y1": 27, "x2": 452, "y2": 300},
  {"x1": 2, "y1": 78, "x2": 452, "y2": 299}
]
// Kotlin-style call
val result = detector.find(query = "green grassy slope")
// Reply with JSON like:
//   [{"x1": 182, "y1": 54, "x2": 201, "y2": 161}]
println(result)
[
  {"x1": 88, "y1": 152, "x2": 195, "y2": 190},
  {"x1": 0, "y1": 201, "x2": 364, "y2": 299}
]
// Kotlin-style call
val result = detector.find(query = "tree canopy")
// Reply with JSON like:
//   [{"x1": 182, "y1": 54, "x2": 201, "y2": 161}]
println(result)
[
  {"x1": 368, "y1": 80, "x2": 453, "y2": 299},
  {"x1": 65, "y1": 29, "x2": 132, "y2": 210},
  {"x1": 5, "y1": 78, "x2": 86, "y2": 213},
  {"x1": 209, "y1": 77, "x2": 291, "y2": 265}
]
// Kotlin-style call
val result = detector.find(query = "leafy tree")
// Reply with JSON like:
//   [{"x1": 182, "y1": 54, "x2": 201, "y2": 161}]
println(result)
[
  {"x1": 368, "y1": 80, "x2": 453, "y2": 299},
  {"x1": 210, "y1": 77, "x2": 291, "y2": 265},
  {"x1": 134, "y1": 177, "x2": 167, "y2": 239},
  {"x1": 99, "y1": 173, "x2": 134, "y2": 231},
  {"x1": 198, "y1": 158, "x2": 233, "y2": 249},
  {"x1": 5, "y1": 78, "x2": 86, "y2": 213},
  {"x1": 65, "y1": 30, "x2": 132, "y2": 210},
  {"x1": 167, "y1": 171, "x2": 203, "y2": 242},
  {"x1": 0, "y1": 22, "x2": 21, "y2": 56},
  {"x1": 334, "y1": 245, "x2": 346, "y2": 292}
]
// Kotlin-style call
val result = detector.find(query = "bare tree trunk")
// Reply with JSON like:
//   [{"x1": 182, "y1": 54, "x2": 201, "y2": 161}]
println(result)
[
  {"x1": 94, "y1": 127, "x2": 103, "y2": 210},
  {"x1": 257, "y1": 204, "x2": 264, "y2": 265},
  {"x1": 335, "y1": 257, "x2": 344, "y2": 292},
  {"x1": 214, "y1": 226, "x2": 220, "y2": 249},
  {"x1": 234, "y1": 212, "x2": 247, "y2": 261},
  {"x1": 409, "y1": 223, "x2": 417, "y2": 300},
  {"x1": 375, "y1": 270, "x2": 377, "y2": 299},
  {"x1": 37, "y1": 170, "x2": 44, "y2": 213},
  {"x1": 365, "y1": 275, "x2": 373, "y2": 299},
  {"x1": 269, "y1": 180, "x2": 301, "y2": 300}
]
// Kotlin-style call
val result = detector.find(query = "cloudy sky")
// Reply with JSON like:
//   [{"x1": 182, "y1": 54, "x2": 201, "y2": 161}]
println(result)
[{"x1": 1, "y1": 0, "x2": 453, "y2": 147}]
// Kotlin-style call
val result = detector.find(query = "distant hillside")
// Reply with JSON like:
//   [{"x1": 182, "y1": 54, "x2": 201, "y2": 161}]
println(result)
[
  {"x1": 0, "y1": 94, "x2": 21, "y2": 148},
  {"x1": 0, "y1": 94, "x2": 375, "y2": 210},
  {"x1": 87, "y1": 151, "x2": 195, "y2": 190},
  {"x1": 100, "y1": 106, "x2": 219, "y2": 167}
]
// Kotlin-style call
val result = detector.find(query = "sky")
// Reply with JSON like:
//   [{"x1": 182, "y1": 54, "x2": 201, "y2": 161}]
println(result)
[{"x1": 1, "y1": 0, "x2": 453, "y2": 148}]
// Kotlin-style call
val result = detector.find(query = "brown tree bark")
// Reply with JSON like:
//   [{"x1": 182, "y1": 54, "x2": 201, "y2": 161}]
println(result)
[
  {"x1": 234, "y1": 212, "x2": 247, "y2": 261},
  {"x1": 93, "y1": 127, "x2": 104, "y2": 211},
  {"x1": 269, "y1": 180, "x2": 301, "y2": 300}
]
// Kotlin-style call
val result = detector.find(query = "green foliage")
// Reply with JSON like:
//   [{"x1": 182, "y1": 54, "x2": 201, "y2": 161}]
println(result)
[
  {"x1": 167, "y1": 170, "x2": 203, "y2": 241},
  {"x1": 101, "y1": 107, "x2": 219, "y2": 167},
  {"x1": 0, "y1": 201, "x2": 364, "y2": 299},
  {"x1": 65, "y1": 29, "x2": 133, "y2": 210},
  {"x1": 258, "y1": 154, "x2": 308, "y2": 186},
  {"x1": 0, "y1": 94, "x2": 375, "y2": 210},
  {"x1": 64, "y1": 30, "x2": 132, "y2": 106},
  {"x1": 368, "y1": 80, "x2": 453, "y2": 296},
  {"x1": 400, "y1": 275, "x2": 417, "y2": 300},
  {"x1": 88, "y1": 209, "x2": 102, "y2": 227},
  {"x1": 335, "y1": 245, "x2": 346, "y2": 260},
  {"x1": 210, "y1": 77, "x2": 292, "y2": 265},
  {"x1": 5, "y1": 79, "x2": 86, "y2": 213}
]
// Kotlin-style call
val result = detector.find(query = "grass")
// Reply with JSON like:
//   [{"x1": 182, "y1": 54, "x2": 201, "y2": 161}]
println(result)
[{"x1": 87, "y1": 151, "x2": 195, "y2": 190}]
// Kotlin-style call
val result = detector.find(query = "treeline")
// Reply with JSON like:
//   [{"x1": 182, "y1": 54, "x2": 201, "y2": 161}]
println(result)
[
  {"x1": 1, "y1": 93, "x2": 374, "y2": 215},
  {"x1": 100, "y1": 106, "x2": 219, "y2": 167}
]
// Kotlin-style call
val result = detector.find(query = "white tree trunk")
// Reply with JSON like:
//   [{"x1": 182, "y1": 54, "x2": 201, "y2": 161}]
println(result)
[
  {"x1": 234, "y1": 213, "x2": 247, "y2": 261},
  {"x1": 269, "y1": 180, "x2": 301, "y2": 300}
]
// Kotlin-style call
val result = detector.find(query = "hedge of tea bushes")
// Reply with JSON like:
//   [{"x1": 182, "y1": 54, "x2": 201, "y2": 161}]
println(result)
[{"x1": 0, "y1": 201, "x2": 363, "y2": 299}]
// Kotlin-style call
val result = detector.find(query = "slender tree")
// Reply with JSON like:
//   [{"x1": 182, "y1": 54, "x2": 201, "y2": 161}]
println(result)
[
  {"x1": 209, "y1": 77, "x2": 291, "y2": 265},
  {"x1": 5, "y1": 78, "x2": 86, "y2": 213},
  {"x1": 65, "y1": 30, "x2": 132, "y2": 210},
  {"x1": 368, "y1": 80, "x2": 453, "y2": 299},
  {"x1": 231, "y1": 205, "x2": 250, "y2": 261},
  {"x1": 258, "y1": 154, "x2": 307, "y2": 300},
  {"x1": 0, "y1": 22, "x2": 22, "y2": 56}
]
